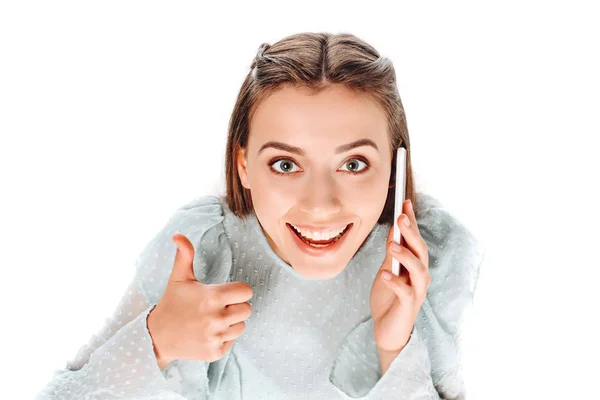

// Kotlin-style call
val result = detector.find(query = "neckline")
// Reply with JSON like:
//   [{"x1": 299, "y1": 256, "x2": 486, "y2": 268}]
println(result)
[{"x1": 243, "y1": 212, "x2": 387, "y2": 282}]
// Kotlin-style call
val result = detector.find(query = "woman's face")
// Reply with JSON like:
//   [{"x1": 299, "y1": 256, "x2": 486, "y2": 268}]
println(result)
[{"x1": 237, "y1": 83, "x2": 393, "y2": 280}]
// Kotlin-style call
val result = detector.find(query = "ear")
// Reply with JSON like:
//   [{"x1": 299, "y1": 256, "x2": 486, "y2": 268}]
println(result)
[{"x1": 237, "y1": 147, "x2": 251, "y2": 189}]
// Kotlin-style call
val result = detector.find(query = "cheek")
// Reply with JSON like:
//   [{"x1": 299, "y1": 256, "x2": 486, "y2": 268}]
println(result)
[
  {"x1": 253, "y1": 169, "x2": 303, "y2": 200},
  {"x1": 340, "y1": 177, "x2": 389, "y2": 219},
  {"x1": 351, "y1": 174, "x2": 387, "y2": 187},
  {"x1": 253, "y1": 173, "x2": 296, "y2": 197},
  {"x1": 250, "y1": 177, "x2": 296, "y2": 216},
  {"x1": 337, "y1": 174, "x2": 389, "y2": 198}
]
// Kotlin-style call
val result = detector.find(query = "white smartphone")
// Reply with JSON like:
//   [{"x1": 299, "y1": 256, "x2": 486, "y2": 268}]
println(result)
[{"x1": 392, "y1": 147, "x2": 407, "y2": 276}]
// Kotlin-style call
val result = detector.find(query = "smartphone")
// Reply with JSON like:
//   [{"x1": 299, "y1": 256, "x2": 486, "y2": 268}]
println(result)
[{"x1": 392, "y1": 147, "x2": 407, "y2": 276}]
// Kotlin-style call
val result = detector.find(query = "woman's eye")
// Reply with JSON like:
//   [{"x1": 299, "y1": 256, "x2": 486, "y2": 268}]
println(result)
[
  {"x1": 340, "y1": 158, "x2": 368, "y2": 173},
  {"x1": 271, "y1": 159, "x2": 300, "y2": 174}
]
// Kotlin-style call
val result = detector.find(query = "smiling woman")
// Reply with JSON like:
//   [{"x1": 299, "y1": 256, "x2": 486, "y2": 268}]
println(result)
[
  {"x1": 235, "y1": 83, "x2": 394, "y2": 280},
  {"x1": 36, "y1": 32, "x2": 484, "y2": 400}
]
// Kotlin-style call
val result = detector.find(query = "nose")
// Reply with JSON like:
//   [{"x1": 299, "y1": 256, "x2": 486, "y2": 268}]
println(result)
[{"x1": 298, "y1": 173, "x2": 342, "y2": 217}]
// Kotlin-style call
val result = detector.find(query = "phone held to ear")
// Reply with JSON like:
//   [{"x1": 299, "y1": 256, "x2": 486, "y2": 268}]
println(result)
[{"x1": 392, "y1": 147, "x2": 406, "y2": 276}]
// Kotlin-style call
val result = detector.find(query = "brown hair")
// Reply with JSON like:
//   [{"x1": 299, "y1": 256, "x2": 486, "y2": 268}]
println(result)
[{"x1": 224, "y1": 32, "x2": 417, "y2": 225}]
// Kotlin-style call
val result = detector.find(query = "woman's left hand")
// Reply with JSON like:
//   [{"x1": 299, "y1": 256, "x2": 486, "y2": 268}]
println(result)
[{"x1": 369, "y1": 199, "x2": 431, "y2": 353}]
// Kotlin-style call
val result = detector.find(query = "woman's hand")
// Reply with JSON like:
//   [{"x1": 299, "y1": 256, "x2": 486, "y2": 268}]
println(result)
[
  {"x1": 147, "y1": 234, "x2": 254, "y2": 368},
  {"x1": 369, "y1": 199, "x2": 431, "y2": 354}
]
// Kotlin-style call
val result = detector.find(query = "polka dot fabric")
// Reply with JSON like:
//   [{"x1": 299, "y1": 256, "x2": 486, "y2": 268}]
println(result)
[{"x1": 36, "y1": 193, "x2": 484, "y2": 399}]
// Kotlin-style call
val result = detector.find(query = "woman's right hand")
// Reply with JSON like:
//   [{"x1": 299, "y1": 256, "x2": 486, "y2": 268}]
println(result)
[{"x1": 147, "y1": 233, "x2": 253, "y2": 367}]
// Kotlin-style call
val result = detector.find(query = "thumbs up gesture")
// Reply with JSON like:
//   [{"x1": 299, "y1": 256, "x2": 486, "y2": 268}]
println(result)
[{"x1": 147, "y1": 233, "x2": 253, "y2": 368}]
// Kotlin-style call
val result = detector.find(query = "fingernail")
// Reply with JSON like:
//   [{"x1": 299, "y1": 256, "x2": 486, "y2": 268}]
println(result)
[
  {"x1": 403, "y1": 215, "x2": 410, "y2": 227},
  {"x1": 382, "y1": 270, "x2": 392, "y2": 280},
  {"x1": 408, "y1": 199, "x2": 413, "y2": 209},
  {"x1": 391, "y1": 242, "x2": 402, "y2": 252}
]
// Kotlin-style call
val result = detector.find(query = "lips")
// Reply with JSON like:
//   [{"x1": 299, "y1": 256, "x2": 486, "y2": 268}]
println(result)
[{"x1": 287, "y1": 223, "x2": 352, "y2": 245}]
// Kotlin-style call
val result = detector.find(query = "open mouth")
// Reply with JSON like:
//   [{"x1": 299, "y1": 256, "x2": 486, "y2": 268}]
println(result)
[{"x1": 287, "y1": 223, "x2": 352, "y2": 248}]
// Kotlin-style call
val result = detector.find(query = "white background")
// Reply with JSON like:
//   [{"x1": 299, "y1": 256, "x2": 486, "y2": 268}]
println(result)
[{"x1": 1, "y1": 1, "x2": 598, "y2": 398}]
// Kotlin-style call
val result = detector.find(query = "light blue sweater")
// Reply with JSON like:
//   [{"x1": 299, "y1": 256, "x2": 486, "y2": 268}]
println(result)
[{"x1": 36, "y1": 192, "x2": 484, "y2": 399}]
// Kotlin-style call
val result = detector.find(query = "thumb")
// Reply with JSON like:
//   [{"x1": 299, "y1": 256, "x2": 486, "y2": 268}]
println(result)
[{"x1": 169, "y1": 233, "x2": 197, "y2": 282}]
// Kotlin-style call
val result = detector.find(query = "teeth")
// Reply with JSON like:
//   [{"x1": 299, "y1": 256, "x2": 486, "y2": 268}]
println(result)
[{"x1": 291, "y1": 224, "x2": 348, "y2": 241}]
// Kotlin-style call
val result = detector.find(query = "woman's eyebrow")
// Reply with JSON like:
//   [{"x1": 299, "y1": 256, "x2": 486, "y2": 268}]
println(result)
[{"x1": 258, "y1": 138, "x2": 379, "y2": 156}]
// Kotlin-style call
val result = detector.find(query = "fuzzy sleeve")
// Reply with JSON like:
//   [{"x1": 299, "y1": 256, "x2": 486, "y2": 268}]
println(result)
[{"x1": 35, "y1": 195, "x2": 234, "y2": 399}]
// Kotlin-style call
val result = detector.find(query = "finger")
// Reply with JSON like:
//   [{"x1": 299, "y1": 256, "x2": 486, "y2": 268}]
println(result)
[
  {"x1": 387, "y1": 241, "x2": 429, "y2": 295},
  {"x1": 404, "y1": 200, "x2": 429, "y2": 268},
  {"x1": 219, "y1": 339, "x2": 235, "y2": 355},
  {"x1": 404, "y1": 199, "x2": 419, "y2": 233},
  {"x1": 380, "y1": 268, "x2": 414, "y2": 300},
  {"x1": 222, "y1": 302, "x2": 253, "y2": 326},
  {"x1": 170, "y1": 234, "x2": 198, "y2": 282},
  {"x1": 219, "y1": 320, "x2": 247, "y2": 342},
  {"x1": 213, "y1": 281, "x2": 254, "y2": 305},
  {"x1": 396, "y1": 212, "x2": 428, "y2": 262},
  {"x1": 384, "y1": 227, "x2": 408, "y2": 279},
  {"x1": 384, "y1": 223, "x2": 413, "y2": 280}
]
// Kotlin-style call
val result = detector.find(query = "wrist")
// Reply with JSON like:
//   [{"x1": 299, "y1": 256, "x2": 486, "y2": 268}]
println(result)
[
  {"x1": 375, "y1": 336, "x2": 409, "y2": 357},
  {"x1": 377, "y1": 346, "x2": 404, "y2": 376},
  {"x1": 147, "y1": 307, "x2": 172, "y2": 369}
]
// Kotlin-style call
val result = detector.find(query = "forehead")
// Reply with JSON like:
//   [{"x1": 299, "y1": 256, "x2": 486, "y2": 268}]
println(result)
[{"x1": 248, "y1": 84, "x2": 388, "y2": 147}]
